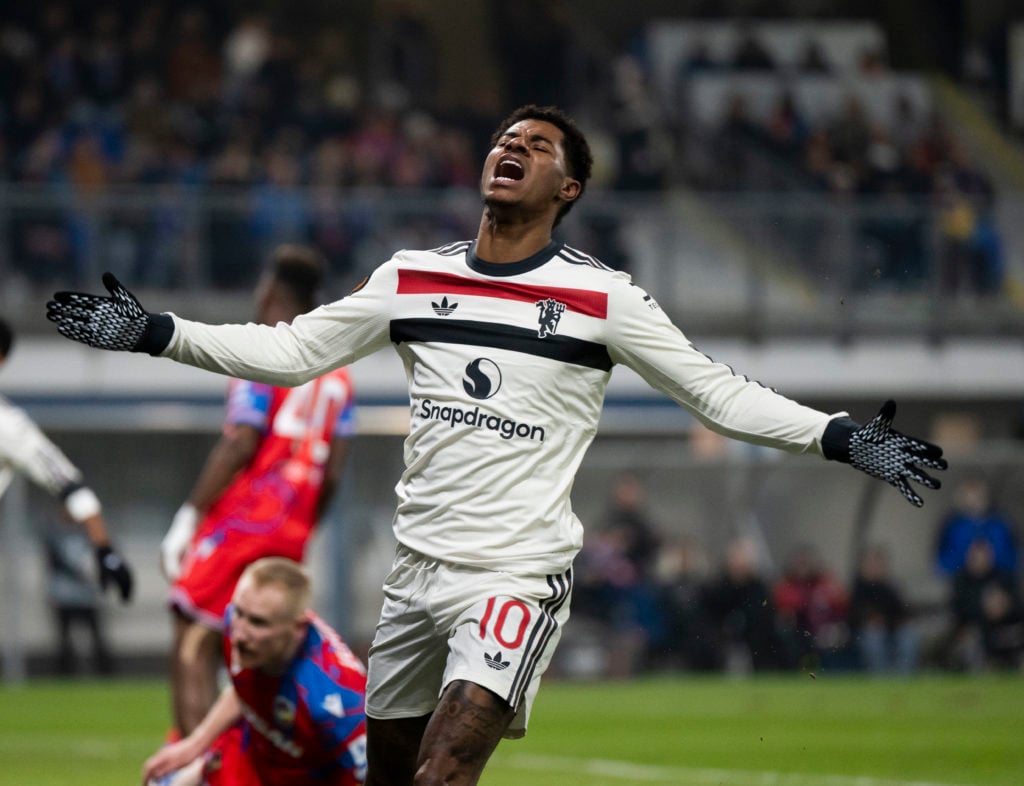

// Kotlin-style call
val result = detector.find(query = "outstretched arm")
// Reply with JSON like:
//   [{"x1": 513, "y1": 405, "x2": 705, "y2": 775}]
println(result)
[
  {"x1": 606, "y1": 276, "x2": 946, "y2": 506},
  {"x1": 0, "y1": 399, "x2": 134, "y2": 600},
  {"x1": 48, "y1": 271, "x2": 394, "y2": 386}
]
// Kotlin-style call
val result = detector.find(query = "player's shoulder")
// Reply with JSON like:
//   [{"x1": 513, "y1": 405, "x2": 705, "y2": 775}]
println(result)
[
  {"x1": 555, "y1": 243, "x2": 617, "y2": 272},
  {"x1": 0, "y1": 393, "x2": 23, "y2": 420},
  {"x1": 552, "y1": 243, "x2": 633, "y2": 287},
  {"x1": 309, "y1": 617, "x2": 367, "y2": 678},
  {"x1": 0, "y1": 394, "x2": 40, "y2": 437},
  {"x1": 395, "y1": 240, "x2": 473, "y2": 266}
]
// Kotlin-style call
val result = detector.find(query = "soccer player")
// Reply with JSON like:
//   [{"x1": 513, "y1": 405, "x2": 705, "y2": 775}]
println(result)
[
  {"x1": 0, "y1": 317, "x2": 133, "y2": 602},
  {"x1": 48, "y1": 104, "x2": 946, "y2": 786},
  {"x1": 158, "y1": 245, "x2": 357, "y2": 736},
  {"x1": 141, "y1": 557, "x2": 367, "y2": 786}
]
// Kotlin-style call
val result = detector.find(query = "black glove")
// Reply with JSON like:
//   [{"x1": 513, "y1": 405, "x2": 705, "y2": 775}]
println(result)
[
  {"x1": 46, "y1": 272, "x2": 174, "y2": 355},
  {"x1": 95, "y1": 545, "x2": 134, "y2": 603},
  {"x1": 822, "y1": 400, "x2": 947, "y2": 507}
]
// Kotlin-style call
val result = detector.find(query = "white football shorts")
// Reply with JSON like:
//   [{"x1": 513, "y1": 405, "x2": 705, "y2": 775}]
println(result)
[{"x1": 365, "y1": 544, "x2": 573, "y2": 738}]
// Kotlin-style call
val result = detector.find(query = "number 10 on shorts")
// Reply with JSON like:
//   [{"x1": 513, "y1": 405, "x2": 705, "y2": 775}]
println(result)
[{"x1": 479, "y1": 597, "x2": 531, "y2": 650}]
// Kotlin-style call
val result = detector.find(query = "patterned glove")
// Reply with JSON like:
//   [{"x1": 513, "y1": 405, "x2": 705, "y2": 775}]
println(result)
[
  {"x1": 46, "y1": 272, "x2": 174, "y2": 355},
  {"x1": 95, "y1": 545, "x2": 135, "y2": 603},
  {"x1": 822, "y1": 400, "x2": 947, "y2": 507}
]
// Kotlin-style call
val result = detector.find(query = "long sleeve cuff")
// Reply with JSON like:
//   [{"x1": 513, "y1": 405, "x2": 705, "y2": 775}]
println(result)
[
  {"x1": 134, "y1": 313, "x2": 175, "y2": 355},
  {"x1": 821, "y1": 416, "x2": 858, "y2": 462}
]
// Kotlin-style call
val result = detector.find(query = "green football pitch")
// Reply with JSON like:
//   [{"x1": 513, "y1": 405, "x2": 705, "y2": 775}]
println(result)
[{"x1": 0, "y1": 675, "x2": 1020, "y2": 786}]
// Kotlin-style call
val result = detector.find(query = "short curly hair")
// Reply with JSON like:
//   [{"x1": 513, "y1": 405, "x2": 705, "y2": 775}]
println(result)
[{"x1": 490, "y1": 104, "x2": 593, "y2": 226}]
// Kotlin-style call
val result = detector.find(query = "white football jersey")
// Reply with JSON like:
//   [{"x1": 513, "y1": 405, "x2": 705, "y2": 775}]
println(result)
[
  {"x1": 0, "y1": 394, "x2": 85, "y2": 500},
  {"x1": 166, "y1": 240, "x2": 842, "y2": 573}
]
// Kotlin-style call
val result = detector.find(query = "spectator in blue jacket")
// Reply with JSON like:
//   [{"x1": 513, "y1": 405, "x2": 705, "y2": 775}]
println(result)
[{"x1": 934, "y1": 476, "x2": 1018, "y2": 577}]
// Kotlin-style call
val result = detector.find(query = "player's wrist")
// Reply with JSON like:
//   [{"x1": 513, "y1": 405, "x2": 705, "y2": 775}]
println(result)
[
  {"x1": 169, "y1": 502, "x2": 199, "y2": 532},
  {"x1": 134, "y1": 313, "x2": 175, "y2": 355},
  {"x1": 821, "y1": 416, "x2": 858, "y2": 462}
]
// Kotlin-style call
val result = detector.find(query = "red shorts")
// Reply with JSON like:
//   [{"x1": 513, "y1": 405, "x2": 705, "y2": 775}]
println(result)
[
  {"x1": 204, "y1": 725, "x2": 360, "y2": 786},
  {"x1": 203, "y1": 725, "x2": 260, "y2": 786},
  {"x1": 171, "y1": 514, "x2": 310, "y2": 630}
]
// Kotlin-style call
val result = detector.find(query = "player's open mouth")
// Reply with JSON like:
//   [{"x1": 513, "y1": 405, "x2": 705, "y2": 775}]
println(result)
[{"x1": 494, "y1": 156, "x2": 524, "y2": 183}]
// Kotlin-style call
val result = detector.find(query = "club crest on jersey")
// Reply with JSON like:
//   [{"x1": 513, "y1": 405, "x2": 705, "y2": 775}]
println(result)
[
  {"x1": 274, "y1": 696, "x2": 297, "y2": 729},
  {"x1": 535, "y1": 298, "x2": 566, "y2": 338}
]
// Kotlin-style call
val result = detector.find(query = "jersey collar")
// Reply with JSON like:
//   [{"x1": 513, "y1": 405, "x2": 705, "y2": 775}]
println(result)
[{"x1": 467, "y1": 239, "x2": 562, "y2": 277}]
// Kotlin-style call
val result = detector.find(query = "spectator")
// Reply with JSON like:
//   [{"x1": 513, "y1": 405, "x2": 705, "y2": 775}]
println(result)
[
  {"x1": 774, "y1": 544, "x2": 851, "y2": 671},
  {"x1": 936, "y1": 164, "x2": 981, "y2": 296},
  {"x1": 652, "y1": 535, "x2": 717, "y2": 671},
  {"x1": 221, "y1": 12, "x2": 271, "y2": 110},
  {"x1": 44, "y1": 520, "x2": 114, "y2": 675},
  {"x1": 828, "y1": 94, "x2": 872, "y2": 167},
  {"x1": 603, "y1": 473, "x2": 662, "y2": 580},
  {"x1": 490, "y1": 0, "x2": 573, "y2": 108},
  {"x1": 249, "y1": 146, "x2": 310, "y2": 261},
  {"x1": 935, "y1": 476, "x2": 1018, "y2": 578},
  {"x1": 978, "y1": 578, "x2": 1024, "y2": 670},
  {"x1": 945, "y1": 538, "x2": 1022, "y2": 671},
  {"x1": 798, "y1": 39, "x2": 831, "y2": 73},
  {"x1": 164, "y1": 8, "x2": 222, "y2": 104},
  {"x1": 731, "y1": 27, "x2": 775, "y2": 71},
  {"x1": 765, "y1": 91, "x2": 809, "y2": 159},
  {"x1": 574, "y1": 473, "x2": 664, "y2": 675},
  {"x1": 703, "y1": 536, "x2": 794, "y2": 672},
  {"x1": 367, "y1": 0, "x2": 438, "y2": 111},
  {"x1": 610, "y1": 54, "x2": 668, "y2": 191},
  {"x1": 677, "y1": 38, "x2": 719, "y2": 77},
  {"x1": 848, "y1": 545, "x2": 919, "y2": 674}
]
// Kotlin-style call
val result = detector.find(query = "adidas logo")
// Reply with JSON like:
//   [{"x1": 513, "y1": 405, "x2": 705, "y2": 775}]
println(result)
[
  {"x1": 432, "y1": 296, "x2": 458, "y2": 316},
  {"x1": 484, "y1": 651, "x2": 511, "y2": 671}
]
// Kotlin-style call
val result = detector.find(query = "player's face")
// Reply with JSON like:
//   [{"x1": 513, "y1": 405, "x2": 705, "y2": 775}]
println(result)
[
  {"x1": 481, "y1": 118, "x2": 580, "y2": 219},
  {"x1": 229, "y1": 578, "x2": 304, "y2": 673}
]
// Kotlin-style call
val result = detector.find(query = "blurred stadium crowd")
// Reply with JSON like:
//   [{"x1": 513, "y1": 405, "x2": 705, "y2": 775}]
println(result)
[
  {"x1": 0, "y1": 2, "x2": 1012, "y2": 297},
  {"x1": 570, "y1": 472, "x2": 1023, "y2": 678}
]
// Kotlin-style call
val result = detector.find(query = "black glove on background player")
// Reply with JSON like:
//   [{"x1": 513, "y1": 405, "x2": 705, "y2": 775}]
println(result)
[
  {"x1": 46, "y1": 272, "x2": 174, "y2": 355},
  {"x1": 95, "y1": 545, "x2": 134, "y2": 603},
  {"x1": 822, "y1": 400, "x2": 947, "y2": 507}
]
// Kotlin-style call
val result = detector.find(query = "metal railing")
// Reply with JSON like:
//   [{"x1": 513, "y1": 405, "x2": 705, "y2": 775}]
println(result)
[{"x1": 1, "y1": 184, "x2": 1021, "y2": 341}]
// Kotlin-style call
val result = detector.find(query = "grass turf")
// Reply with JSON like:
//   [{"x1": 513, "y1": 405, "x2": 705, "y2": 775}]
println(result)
[{"x1": 0, "y1": 674, "x2": 1020, "y2": 786}]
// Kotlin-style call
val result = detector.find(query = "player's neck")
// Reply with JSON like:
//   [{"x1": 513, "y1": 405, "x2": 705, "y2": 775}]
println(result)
[{"x1": 475, "y1": 210, "x2": 554, "y2": 263}]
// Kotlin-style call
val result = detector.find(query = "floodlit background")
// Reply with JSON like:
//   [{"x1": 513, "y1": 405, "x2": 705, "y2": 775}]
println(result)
[{"x1": 1, "y1": 0, "x2": 1023, "y2": 703}]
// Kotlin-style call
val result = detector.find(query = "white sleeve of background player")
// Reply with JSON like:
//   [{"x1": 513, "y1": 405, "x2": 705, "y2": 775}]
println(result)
[
  {"x1": 605, "y1": 276, "x2": 844, "y2": 456},
  {"x1": 160, "y1": 261, "x2": 400, "y2": 386},
  {"x1": 0, "y1": 397, "x2": 92, "y2": 506}
]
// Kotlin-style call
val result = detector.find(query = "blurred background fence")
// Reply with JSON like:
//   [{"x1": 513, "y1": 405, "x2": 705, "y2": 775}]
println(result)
[{"x1": 2, "y1": 186, "x2": 1024, "y2": 342}]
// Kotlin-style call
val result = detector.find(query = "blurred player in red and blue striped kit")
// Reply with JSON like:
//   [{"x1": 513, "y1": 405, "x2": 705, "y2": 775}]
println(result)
[
  {"x1": 142, "y1": 557, "x2": 367, "y2": 786},
  {"x1": 157, "y1": 245, "x2": 356, "y2": 739}
]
